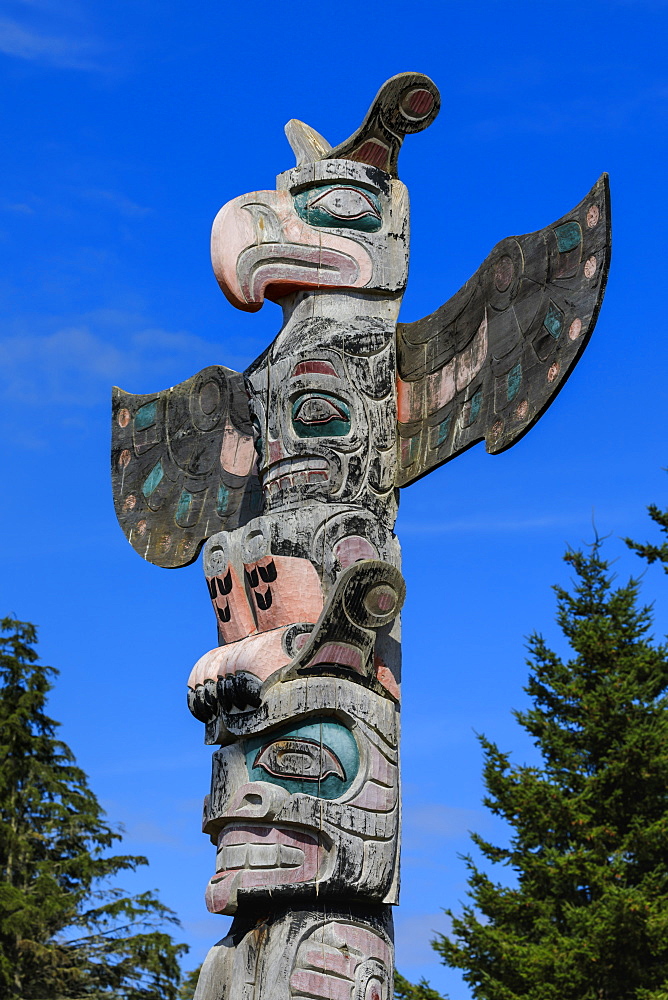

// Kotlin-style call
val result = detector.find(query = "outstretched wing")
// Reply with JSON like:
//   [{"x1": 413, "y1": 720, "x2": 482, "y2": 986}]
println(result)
[
  {"x1": 111, "y1": 365, "x2": 262, "y2": 568},
  {"x1": 396, "y1": 174, "x2": 611, "y2": 487}
]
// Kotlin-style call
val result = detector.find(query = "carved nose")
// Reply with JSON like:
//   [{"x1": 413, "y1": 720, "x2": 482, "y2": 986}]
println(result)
[{"x1": 223, "y1": 781, "x2": 289, "y2": 822}]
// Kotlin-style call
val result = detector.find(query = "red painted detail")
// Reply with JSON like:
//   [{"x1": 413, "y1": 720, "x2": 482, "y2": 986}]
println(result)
[
  {"x1": 302, "y1": 947, "x2": 357, "y2": 980},
  {"x1": 268, "y1": 439, "x2": 284, "y2": 464},
  {"x1": 309, "y1": 642, "x2": 363, "y2": 673},
  {"x1": 290, "y1": 969, "x2": 352, "y2": 1000},
  {"x1": 407, "y1": 89, "x2": 434, "y2": 116},
  {"x1": 354, "y1": 140, "x2": 390, "y2": 169},
  {"x1": 375, "y1": 656, "x2": 400, "y2": 701},
  {"x1": 292, "y1": 360, "x2": 338, "y2": 378}
]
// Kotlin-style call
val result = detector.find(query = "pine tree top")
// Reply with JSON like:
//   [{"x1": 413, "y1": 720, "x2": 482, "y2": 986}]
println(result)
[
  {"x1": 0, "y1": 617, "x2": 188, "y2": 999},
  {"x1": 434, "y1": 536, "x2": 668, "y2": 1000}
]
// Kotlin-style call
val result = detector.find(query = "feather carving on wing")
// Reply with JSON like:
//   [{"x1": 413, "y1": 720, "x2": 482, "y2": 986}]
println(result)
[
  {"x1": 396, "y1": 174, "x2": 611, "y2": 487},
  {"x1": 111, "y1": 365, "x2": 261, "y2": 568}
]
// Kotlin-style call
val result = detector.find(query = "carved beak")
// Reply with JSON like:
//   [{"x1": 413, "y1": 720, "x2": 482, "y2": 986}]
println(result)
[{"x1": 211, "y1": 190, "x2": 373, "y2": 312}]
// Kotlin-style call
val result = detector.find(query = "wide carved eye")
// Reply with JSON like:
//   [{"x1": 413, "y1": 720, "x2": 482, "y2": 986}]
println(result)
[
  {"x1": 292, "y1": 392, "x2": 351, "y2": 438},
  {"x1": 253, "y1": 738, "x2": 345, "y2": 782},
  {"x1": 293, "y1": 184, "x2": 382, "y2": 232},
  {"x1": 309, "y1": 187, "x2": 380, "y2": 221}
]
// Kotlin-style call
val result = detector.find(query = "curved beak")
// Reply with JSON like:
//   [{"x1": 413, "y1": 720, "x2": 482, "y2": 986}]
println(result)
[{"x1": 211, "y1": 190, "x2": 373, "y2": 312}]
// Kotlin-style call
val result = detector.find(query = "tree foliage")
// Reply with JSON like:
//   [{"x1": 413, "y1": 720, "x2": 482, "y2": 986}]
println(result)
[
  {"x1": 394, "y1": 971, "x2": 446, "y2": 999},
  {"x1": 434, "y1": 533, "x2": 668, "y2": 1000},
  {"x1": 0, "y1": 616, "x2": 189, "y2": 998},
  {"x1": 626, "y1": 501, "x2": 668, "y2": 573}
]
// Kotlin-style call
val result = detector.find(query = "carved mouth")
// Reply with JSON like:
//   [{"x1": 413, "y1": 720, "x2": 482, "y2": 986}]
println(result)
[
  {"x1": 206, "y1": 823, "x2": 321, "y2": 914},
  {"x1": 262, "y1": 456, "x2": 329, "y2": 491},
  {"x1": 216, "y1": 826, "x2": 307, "y2": 871},
  {"x1": 237, "y1": 244, "x2": 361, "y2": 303}
]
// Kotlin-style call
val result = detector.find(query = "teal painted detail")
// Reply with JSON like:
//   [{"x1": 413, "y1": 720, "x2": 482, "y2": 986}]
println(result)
[
  {"x1": 294, "y1": 184, "x2": 382, "y2": 233},
  {"x1": 216, "y1": 484, "x2": 229, "y2": 515},
  {"x1": 507, "y1": 362, "x2": 522, "y2": 401},
  {"x1": 176, "y1": 489, "x2": 192, "y2": 524},
  {"x1": 292, "y1": 392, "x2": 351, "y2": 438},
  {"x1": 142, "y1": 460, "x2": 164, "y2": 497},
  {"x1": 544, "y1": 301, "x2": 564, "y2": 339},
  {"x1": 245, "y1": 717, "x2": 359, "y2": 800},
  {"x1": 555, "y1": 222, "x2": 581, "y2": 252},
  {"x1": 135, "y1": 400, "x2": 157, "y2": 430},
  {"x1": 436, "y1": 415, "x2": 451, "y2": 446},
  {"x1": 469, "y1": 388, "x2": 482, "y2": 424}
]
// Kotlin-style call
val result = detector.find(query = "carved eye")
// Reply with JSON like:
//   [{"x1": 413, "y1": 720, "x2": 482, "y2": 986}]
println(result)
[
  {"x1": 292, "y1": 392, "x2": 351, "y2": 438},
  {"x1": 293, "y1": 184, "x2": 382, "y2": 232},
  {"x1": 308, "y1": 187, "x2": 380, "y2": 221},
  {"x1": 253, "y1": 738, "x2": 345, "y2": 782}
]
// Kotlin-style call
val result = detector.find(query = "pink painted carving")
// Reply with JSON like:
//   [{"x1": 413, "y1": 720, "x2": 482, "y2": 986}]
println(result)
[
  {"x1": 220, "y1": 424, "x2": 255, "y2": 476},
  {"x1": 206, "y1": 824, "x2": 321, "y2": 914},
  {"x1": 188, "y1": 627, "x2": 291, "y2": 688},
  {"x1": 290, "y1": 921, "x2": 392, "y2": 1000},
  {"x1": 244, "y1": 555, "x2": 324, "y2": 632},
  {"x1": 456, "y1": 314, "x2": 488, "y2": 392},
  {"x1": 211, "y1": 190, "x2": 374, "y2": 310},
  {"x1": 374, "y1": 660, "x2": 400, "y2": 701},
  {"x1": 334, "y1": 535, "x2": 379, "y2": 568},
  {"x1": 208, "y1": 566, "x2": 257, "y2": 644},
  {"x1": 587, "y1": 204, "x2": 600, "y2": 228},
  {"x1": 584, "y1": 255, "x2": 597, "y2": 279},
  {"x1": 396, "y1": 376, "x2": 423, "y2": 423}
]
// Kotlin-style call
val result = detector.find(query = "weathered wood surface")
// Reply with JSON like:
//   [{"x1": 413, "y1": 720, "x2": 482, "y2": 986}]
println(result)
[
  {"x1": 111, "y1": 366, "x2": 261, "y2": 567},
  {"x1": 396, "y1": 174, "x2": 611, "y2": 485},
  {"x1": 193, "y1": 903, "x2": 395, "y2": 1000},
  {"x1": 110, "y1": 71, "x2": 611, "y2": 1000}
]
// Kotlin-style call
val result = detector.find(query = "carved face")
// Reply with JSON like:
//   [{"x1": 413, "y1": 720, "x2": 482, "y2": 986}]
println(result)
[
  {"x1": 202, "y1": 678, "x2": 399, "y2": 915},
  {"x1": 246, "y1": 324, "x2": 397, "y2": 523},
  {"x1": 211, "y1": 160, "x2": 410, "y2": 311}
]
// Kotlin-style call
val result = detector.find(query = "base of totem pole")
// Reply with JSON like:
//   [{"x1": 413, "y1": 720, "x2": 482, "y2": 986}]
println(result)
[{"x1": 194, "y1": 902, "x2": 394, "y2": 1000}]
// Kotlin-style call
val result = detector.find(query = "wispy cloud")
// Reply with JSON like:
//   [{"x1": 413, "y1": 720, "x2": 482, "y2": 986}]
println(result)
[
  {"x1": 2, "y1": 201, "x2": 36, "y2": 215},
  {"x1": 0, "y1": 311, "x2": 226, "y2": 408},
  {"x1": 81, "y1": 189, "x2": 152, "y2": 219},
  {"x1": 0, "y1": 14, "x2": 100, "y2": 69}
]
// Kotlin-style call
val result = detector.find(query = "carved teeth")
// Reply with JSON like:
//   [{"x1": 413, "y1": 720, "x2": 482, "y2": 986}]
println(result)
[
  {"x1": 263, "y1": 456, "x2": 329, "y2": 488},
  {"x1": 217, "y1": 843, "x2": 305, "y2": 871}
]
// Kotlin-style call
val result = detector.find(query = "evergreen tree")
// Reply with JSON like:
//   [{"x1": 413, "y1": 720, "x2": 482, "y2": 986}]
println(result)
[
  {"x1": 434, "y1": 542, "x2": 668, "y2": 1000},
  {"x1": 178, "y1": 964, "x2": 203, "y2": 999},
  {"x1": 626, "y1": 499, "x2": 668, "y2": 572},
  {"x1": 0, "y1": 617, "x2": 189, "y2": 998},
  {"x1": 394, "y1": 971, "x2": 446, "y2": 1000}
]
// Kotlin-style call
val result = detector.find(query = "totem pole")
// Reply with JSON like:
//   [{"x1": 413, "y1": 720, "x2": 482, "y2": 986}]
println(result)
[{"x1": 111, "y1": 74, "x2": 610, "y2": 1000}]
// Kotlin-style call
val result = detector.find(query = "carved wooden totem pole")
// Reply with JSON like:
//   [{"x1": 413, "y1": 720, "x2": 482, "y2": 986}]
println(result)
[{"x1": 111, "y1": 74, "x2": 610, "y2": 1000}]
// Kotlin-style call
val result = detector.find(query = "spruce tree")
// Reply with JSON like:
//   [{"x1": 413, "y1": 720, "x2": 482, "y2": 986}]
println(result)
[
  {"x1": 626, "y1": 500, "x2": 668, "y2": 572},
  {"x1": 434, "y1": 542, "x2": 668, "y2": 1000},
  {"x1": 393, "y1": 971, "x2": 446, "y2": 999},
  {"x1": 0, "y1": 617, "x2": 189, "y2": 998}
]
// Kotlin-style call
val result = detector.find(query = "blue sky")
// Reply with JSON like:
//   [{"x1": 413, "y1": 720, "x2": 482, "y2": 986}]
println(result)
[{"x1": 1, "y1": 0, "x2": 667, "y2": 994}]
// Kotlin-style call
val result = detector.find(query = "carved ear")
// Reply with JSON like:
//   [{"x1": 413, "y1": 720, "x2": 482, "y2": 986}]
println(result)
[{"x1": 284, "y1": 119, "x2": 332, "y2": 166}]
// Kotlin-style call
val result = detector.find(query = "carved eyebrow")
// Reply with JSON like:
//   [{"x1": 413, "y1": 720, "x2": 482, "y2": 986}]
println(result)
[{"x1": 291, "y1": 360, "x2": 339, "y2": 378}]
